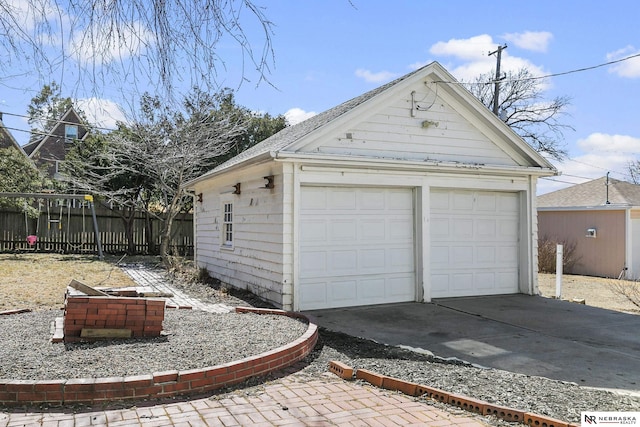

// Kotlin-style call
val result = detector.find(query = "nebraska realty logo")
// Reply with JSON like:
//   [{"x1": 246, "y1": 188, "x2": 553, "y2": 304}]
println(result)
[{"x1": 582, "y1": 412, "x2": 639, "y2": 426}]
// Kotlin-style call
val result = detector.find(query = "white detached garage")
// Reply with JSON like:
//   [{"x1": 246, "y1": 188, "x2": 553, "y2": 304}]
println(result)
[{"x1": 185, "y1": 62, "x2": 556, "y2": 311}]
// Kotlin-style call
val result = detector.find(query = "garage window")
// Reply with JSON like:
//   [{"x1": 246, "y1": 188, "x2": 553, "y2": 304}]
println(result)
[{"x1": 222, "y1": 202, "x2": 233, "y2": 247}]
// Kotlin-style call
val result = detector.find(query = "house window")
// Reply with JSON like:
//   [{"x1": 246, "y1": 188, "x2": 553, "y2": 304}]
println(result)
[
  {"x1": 65, "y1": 125, "x2": 78, "y2": 142},
  {"x1": 222, "y1": 202, "x2": 233, "y2": 247}
]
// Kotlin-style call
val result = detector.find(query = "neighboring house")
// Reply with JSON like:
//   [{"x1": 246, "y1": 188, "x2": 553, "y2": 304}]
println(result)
[
  {"x1": 186, "y1": 61, "x2": 556, "y2": 311},
  {"x1": 0, "y1": 113, "x2": 28, "y2": 156},
  {"x1": 538, "y1": 176, "x2": 640, "y2": 278},
  {"x1": 22, "y1": 107, "x2": 89, "y2": 180}
]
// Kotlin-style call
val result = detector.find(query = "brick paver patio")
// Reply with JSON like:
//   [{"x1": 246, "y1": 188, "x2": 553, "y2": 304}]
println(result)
[{"x1": 0, "y1": 375, "x2": 489, "y2": 426}]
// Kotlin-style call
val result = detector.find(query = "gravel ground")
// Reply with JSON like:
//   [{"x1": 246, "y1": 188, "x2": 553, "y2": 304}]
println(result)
[
  {"x1": 1, "y1": 267, "x2": 638, "y2": 426},
  {"x1": 0, "y1": 310, "x2": 307, "y2": 380}
]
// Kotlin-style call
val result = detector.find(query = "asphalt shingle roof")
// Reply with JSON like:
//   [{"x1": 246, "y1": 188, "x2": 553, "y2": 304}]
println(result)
[
  {"x1": 192, "y1": 65, "x2": 424, "y2": 182},
  {"x1": 538, "y1": 176, "x2": 640, "y2": 207}
]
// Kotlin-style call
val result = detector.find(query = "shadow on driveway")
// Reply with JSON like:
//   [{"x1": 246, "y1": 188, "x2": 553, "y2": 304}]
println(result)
[{"x1": 305, "y1": 294, "x2": 640, "y2": 392}]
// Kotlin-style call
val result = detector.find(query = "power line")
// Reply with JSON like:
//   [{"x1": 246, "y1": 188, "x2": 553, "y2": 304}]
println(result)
[
  {"x1": 527, "y1": 51, "x2": 640, "y2": 81},
  {"x1": 433, "y1": 51, "x2": 640, "y2": 86},
  {"x1": 539, "y1": 176, "x2": 585, "y2": 185},
  {"x1": 563, "y1": 157, "x2": 632, "y2": 177},
  {"x1": 0, "y1": 110, "x2": 117, "y2": 133},
  {"x1": 1, "y1": 125, "x2": 55, "y2": 138},
  {"x1": 551, "y1": 156, "x2": 637, "y2": 183},
  {"x1": 560, "y1": 172, "x2": 598, "y2": 181}
]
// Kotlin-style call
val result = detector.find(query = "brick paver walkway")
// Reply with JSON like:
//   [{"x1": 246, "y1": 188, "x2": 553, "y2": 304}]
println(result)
[
  {"x1": 120, "y1": 265, "x2": 233, "y2": 314},
  {"x1": 0, "y1": 375, "x2": 489, "y2": 426}
]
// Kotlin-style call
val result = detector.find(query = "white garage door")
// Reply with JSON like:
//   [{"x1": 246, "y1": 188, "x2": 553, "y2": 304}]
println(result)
[
  {"x1": 430, "y1": 189, "x2": 519, "y2": 298},
  {"x1": 299, "y1": 186, "x2": 416, "y2": 310}
]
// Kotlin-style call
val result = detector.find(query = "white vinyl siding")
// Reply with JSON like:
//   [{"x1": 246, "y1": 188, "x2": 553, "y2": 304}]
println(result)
[
  {"x1": 430, "y1": 189, "x2": 519, "y2": 298},
  {"x1": 298, "y1": 186, "x2": 416, "y2": 310},
  {"x1": 301, "y1": 84, "x2": 517, "y2": 167},
  {"x1": 193, "y1": 168, "x2": 286, "y2": 307}
]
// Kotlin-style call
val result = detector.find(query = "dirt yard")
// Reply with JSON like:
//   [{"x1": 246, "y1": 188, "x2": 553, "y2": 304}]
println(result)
[
  {"x1": 0, "y1": 253, "x2": 137, "y2": 311},
  {"x1": 538, "y1": 272, "x2": 639, "y2": 314}
]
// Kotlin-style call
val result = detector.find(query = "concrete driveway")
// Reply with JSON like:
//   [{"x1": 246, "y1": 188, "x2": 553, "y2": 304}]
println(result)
[{"x1": 305, "y1": 294, "x2": 640, "y2": 393}]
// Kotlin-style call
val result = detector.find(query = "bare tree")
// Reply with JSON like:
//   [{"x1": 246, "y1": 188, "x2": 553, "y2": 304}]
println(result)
[
  {"x1": 0, "y1": 0, "x2": 274, "y2": 98},
  {"x1": 609, "y1": 280, "x2": 640, "y2": 310},
  {"x1": 628, "y1": 162, "x2": 640, "y2": 184},
  {"x1": 466, "y1": 68, "x2": 573, "y2": 160},
  {"x1": 63, "y1": 132, "x2": 148, "y2": 254},
  {"x1": 537, "y1": 235, "x2": 581, "y2": 274},
  {"x1": 64, "y1": 89, "x2": 250, "y2": 266}
]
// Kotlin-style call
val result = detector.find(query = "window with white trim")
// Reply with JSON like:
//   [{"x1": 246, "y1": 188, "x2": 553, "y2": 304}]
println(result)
[
  {"x1": 65, "y1": 125, "x2": 78, "y2": 142},
  {"x1": 222, "y1": 202, "x2": 233, "y2": 247}
]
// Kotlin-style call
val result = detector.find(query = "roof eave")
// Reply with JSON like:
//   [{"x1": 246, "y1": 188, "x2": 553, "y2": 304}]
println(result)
[
  {"x1": 537, "y1": 204, "x2": 636, "y2": 211},
  {"x1": 274, "y1": 151, "x2": 557, "y2": 177},
  {"x1": 183, "y1": 151, "x2": 275, "y2": 189}
]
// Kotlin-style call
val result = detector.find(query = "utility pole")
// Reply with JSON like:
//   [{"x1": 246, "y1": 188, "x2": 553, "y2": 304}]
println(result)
[{"x1": 489, "y1": 44, "x2": 507, "y2": 116}]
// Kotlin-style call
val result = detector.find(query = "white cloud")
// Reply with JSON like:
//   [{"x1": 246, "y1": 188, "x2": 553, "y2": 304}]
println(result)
[
  {"x1": 5, "y1": 0, "x2": 59, "y2": 32},
  {"x1": 607, "y1": 45, "x2": 640, "y2": 78},
  {"x1": 284, "y1": 108, "x2": 317, "y2": 125},
  {"x1": 75, "y1": 97, "x2": 127, "y2": 129},
  {"x1": 502, "y1": 31, "x2": 553, "y2": 53},
  {"x1": 4, "y1": 0, "x2": 69, "y2": 48},
  {"x1": 68, "y1": 21, "x2": 154, "y2": 65},
  {"x1": 537, "y1": 133, "x2": 640, "y2": 195},
  {"x1": 354, "y1": 69, "x2": 398, "y2": 84},
  {"x1": 427, "y1": 34, "x2": 547, "y2": 83},
  {"x1": 577, "y1": 132, "x2": 640, "y2": 153},
  {"x1": 429, "y1": 34, "x2": 495, "y2": 61}
]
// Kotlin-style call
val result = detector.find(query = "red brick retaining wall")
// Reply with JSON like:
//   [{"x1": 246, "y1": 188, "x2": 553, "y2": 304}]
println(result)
[
  {"x1": 0, "y1": 307, "x2": 317, "y2": 407},
  {"x1": 63, "y1": 296, "x2": 165, "y2": 341},
  {"x1": 330, "y1": 361, "x2": 577, "y2": 427}
]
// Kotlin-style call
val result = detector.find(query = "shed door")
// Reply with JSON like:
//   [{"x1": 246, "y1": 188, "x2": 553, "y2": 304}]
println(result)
[
  {"x1": 299, "y1": 186, "x2": 416, "y2": 310},
  {"x1": 430, "y1": 189, "x2": 519, "y2": 298}
]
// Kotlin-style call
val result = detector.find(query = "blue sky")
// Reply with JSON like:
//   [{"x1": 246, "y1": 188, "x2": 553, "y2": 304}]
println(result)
[{"x1": 2, "y1": 0, "x2": 640, "y2": 195}]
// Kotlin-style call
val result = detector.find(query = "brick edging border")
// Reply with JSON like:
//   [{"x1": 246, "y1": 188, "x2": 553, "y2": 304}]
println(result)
[
  {"x1": 329, "y1": 361, "x2": 579, "y2": 427},
  {"x1": 0, "y1": 307, "x2": 318, "y2": 407}
]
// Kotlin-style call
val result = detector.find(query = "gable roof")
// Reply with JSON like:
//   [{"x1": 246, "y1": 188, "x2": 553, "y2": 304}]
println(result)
[
  {"x1": 0, "y1": 116, "x2": 27, "y2": 156},
  {"x1": 206, "y1": 69, "x2": 406, "y2": 171},
  {"x1": 188, "y1": 61, "x2": 555, "y2": 187},
  {"x1": 538, "y1": 177, "x2": 640, "y2": 208},
  {"x1": 24, "y1": 106, "x2": 88, "y2": 158},
  {"x1": 22, "y1": 139, "x2": 39, "y2": 156}
]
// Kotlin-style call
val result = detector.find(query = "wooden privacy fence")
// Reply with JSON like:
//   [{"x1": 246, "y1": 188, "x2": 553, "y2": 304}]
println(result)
[{"x1": 0, "y1": 206, "x2": 193, "y2": 256}]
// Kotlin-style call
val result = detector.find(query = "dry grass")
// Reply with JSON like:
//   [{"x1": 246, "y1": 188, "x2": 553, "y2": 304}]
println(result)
[
  {"x1": 538, "y1": 273, "x2": 640, "y2": 314},
  {"x1": 0, "y1": 254, "x2": 137, "y2": 311},
  {"x1": 1, "y1": 254, "x2": 639, "y2": 315}
]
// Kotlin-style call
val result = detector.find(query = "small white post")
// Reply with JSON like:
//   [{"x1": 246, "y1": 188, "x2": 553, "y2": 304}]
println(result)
[{"x1": 555, "y1": 244, "x2": 563, "y2": 299}]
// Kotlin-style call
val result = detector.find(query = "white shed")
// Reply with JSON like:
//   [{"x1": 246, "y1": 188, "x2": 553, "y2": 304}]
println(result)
[{"x1": 186, "y1": 62, "x2": 556, "y2": 311}]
